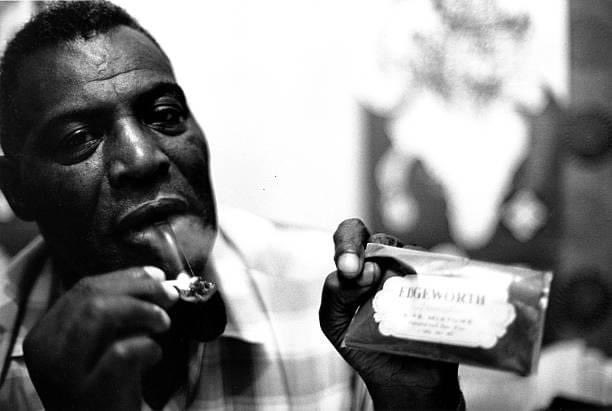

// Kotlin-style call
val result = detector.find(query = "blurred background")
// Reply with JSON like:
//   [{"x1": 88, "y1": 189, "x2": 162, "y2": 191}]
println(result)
[{"x1": 1, "y1": 1, "x2": 612, "y2": 409}]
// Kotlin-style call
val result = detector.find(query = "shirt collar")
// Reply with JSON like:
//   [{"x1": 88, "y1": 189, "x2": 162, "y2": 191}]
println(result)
[{"x1": 208, "y1": 229, "x2": 272, "y2": 344}]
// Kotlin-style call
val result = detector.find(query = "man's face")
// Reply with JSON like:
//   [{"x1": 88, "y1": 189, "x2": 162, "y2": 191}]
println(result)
[{"x1": 11, "y1": 26, "x2": 216, "y2": 281}]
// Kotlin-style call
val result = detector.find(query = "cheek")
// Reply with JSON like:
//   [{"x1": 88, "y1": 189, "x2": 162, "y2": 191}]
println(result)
[
  {"x1": 23, "y1": 159, "x2": 103, "y2": 227},
  {"x1": 170, "y1": 133, "x2": 212, "y2": 188}
]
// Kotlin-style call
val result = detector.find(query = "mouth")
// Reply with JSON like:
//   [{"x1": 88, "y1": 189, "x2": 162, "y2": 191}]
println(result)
[{"x1": 115, "y1": 196, "x2": 189, "y2": 235}]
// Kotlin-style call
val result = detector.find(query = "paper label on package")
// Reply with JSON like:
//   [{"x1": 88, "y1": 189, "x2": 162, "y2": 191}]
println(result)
[{"x1": 372, "y1": 275, "x2": 515, "y2": 348}]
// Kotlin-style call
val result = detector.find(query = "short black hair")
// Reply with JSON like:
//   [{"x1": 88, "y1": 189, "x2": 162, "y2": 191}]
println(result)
[{"x1": 0, "y1": 0, "x2": 162, "y2": 156}]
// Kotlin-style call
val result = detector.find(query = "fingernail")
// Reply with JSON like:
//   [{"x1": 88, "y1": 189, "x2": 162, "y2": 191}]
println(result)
[
  {"x1": 359, "y1": 262, "x2": 379, "y2": 286},
  {"x1": 176, "y1": 272, "x2": 191, "y2": 284},
  {"x1": 337, "y1": 252, "x2": 361, "y2": 275},
  {"x1": 144, "y1": 266, "x2": 180, "y2": 303},
  {"x1": 144, "y1": 266, "x2": 166, "y2": 281},
  {"x1": 161, "y1": 282, "x2": 180, "y2": 303}
]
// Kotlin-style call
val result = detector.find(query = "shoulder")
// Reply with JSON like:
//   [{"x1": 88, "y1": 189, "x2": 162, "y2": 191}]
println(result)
[
  {"x1": 0, "y1": 236, "x2": 47, "y2": 330},
  {"x1": 0, "y1": 237, "x2": 48, "y2": 407}
]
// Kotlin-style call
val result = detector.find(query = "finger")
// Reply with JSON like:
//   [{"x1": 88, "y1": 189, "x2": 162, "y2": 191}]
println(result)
[
  {"x1": 88, "y1": 335, "x2": 161, "y2": 408},
  {"x1": 336, "y1": 232, "x2": 402, "y2": 286},
  {"x1": 72, "y1": 267, "x2": 179, "y2": 308},
  {"x1": 99, "y1": 296, "x2": 171, "y2": 334},
  {"x1": 333, "y1": 218, "x2": 370, "y2": 279},
  {"x1": 94, "y1": 335, "x2": 162, "y2": 376},
  {"x1": 357, "y1": 261, "x2": 382, "y2": 287},
  {"x1": 60, "y1": 295, "x2": 170, "y2": 370},
  {"x1": 319, "y1": 270, "x2": 377, "y2": 349},
  {"x1": 366, "y1": 233, "x2": 419, "y2": 282},
  {"x1": 368, "y1": 233, "x2": 404, "y2": 247}
]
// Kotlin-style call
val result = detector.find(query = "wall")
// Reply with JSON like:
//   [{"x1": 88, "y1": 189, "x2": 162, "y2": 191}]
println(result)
[{"x1": 116, "y1": 0, "x2": 371, "y2": 231}]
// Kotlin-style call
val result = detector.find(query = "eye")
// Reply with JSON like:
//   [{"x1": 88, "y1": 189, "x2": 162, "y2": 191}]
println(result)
[
  {"x1": 61, "y1": 128, "x2": 96, "y2": 147},
  {"x1": 152, "y1": 105, "x2": 184, "y2": 124},
  {"x1": 144, "y1": 101, "x2": 188, "y2": 135},
  {"x1": 55, "y1": 127, "x2": 102, "y2": 165}
]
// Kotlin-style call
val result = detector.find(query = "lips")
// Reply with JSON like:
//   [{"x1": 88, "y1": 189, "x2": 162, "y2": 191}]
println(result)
[{"x1": 115, "y1": 196, "x2": 189, "y2": 234}]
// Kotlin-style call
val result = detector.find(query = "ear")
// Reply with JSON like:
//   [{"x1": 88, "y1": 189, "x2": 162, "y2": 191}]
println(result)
[{"x1": 0, "y1": 155, "x2": 34, "y2": 221}]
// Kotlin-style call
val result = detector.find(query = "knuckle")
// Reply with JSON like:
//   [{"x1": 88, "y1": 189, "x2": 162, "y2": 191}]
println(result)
[
  {"x1": 109, "y1": 341, "x2": 134, "y2": 363},
  {"x1": 343, "y1": 217, "x2": 364, "y2": 226},
  {"x1": 139, "y1": 280, "x2": 169, "y2": 305},
  {"x1": 334, "y1": 218, "x2": 363, "y2": 238},
  {"x1": 128, "y1": 267, "x2": 148, "y2": 280},
  {"x1": 73, "y1": 277, "x2": 98, "y2": 295},
  {"x1": 323, "y1": 272, "x2": 340, "y2": 289},
  {"x1": 83, "y1": 296, "x2": 108, "y2": 318},
  {"x1": 333, "y1": 218, "x2": 370, "y2": 250}
]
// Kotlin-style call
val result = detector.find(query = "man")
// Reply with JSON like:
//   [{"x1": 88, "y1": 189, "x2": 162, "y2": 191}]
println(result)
[{"x1": 0, "y1": 1, "x2": 462, "y2": 409}]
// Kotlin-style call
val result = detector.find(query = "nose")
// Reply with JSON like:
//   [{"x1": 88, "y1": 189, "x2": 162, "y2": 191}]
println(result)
[{"x1": 107, "y1": 117, "x2": 170, "y2": 188}]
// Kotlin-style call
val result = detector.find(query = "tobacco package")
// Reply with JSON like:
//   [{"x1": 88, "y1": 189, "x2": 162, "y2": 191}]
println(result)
[{"x1": 343, "y1": 243, "x2": 552, "y2": 375}]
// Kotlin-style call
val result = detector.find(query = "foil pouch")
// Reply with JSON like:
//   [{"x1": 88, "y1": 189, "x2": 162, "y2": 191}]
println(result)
[{"x1": 343, "y1": 243, "x2": 553, "y2": 375}]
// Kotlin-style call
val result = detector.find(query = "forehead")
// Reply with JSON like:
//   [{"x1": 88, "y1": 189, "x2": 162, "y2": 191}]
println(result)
[{"x1": 13, "y1": 25, "x2": 175, "y2": 144}]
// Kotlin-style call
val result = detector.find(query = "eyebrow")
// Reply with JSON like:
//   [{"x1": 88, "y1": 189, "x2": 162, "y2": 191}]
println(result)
[{"x1": 134, "y1": 81, "x2": 188, "y2": 108}]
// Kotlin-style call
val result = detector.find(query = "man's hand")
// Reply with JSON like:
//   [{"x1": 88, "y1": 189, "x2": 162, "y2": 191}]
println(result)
[
  {"x1": 23, "y1": 267, "x2": 178, "y2": 411},
  {"x1": 319, "y1": 219, "x2": 463, "y2": 410}
]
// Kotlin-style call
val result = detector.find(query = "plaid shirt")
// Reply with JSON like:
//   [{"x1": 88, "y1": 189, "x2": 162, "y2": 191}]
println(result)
[{"x1": 0, "y1": 208, "x2": 371, "y2": 410}]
